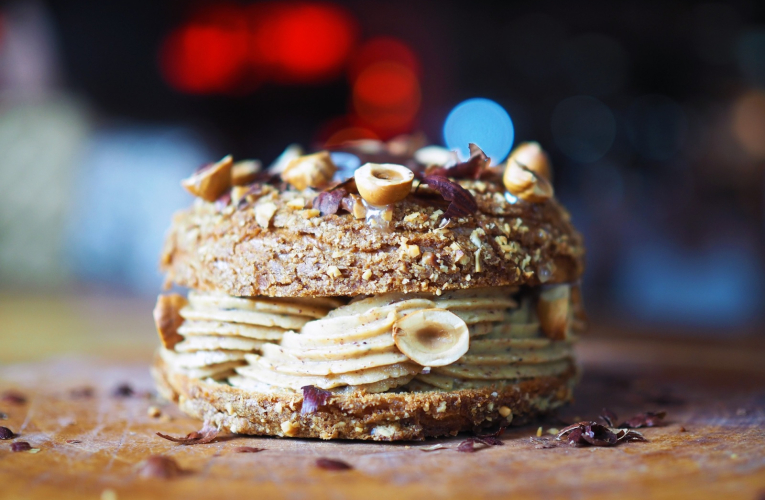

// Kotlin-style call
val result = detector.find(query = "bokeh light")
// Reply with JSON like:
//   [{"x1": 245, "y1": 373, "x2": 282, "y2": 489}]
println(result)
[
  {"x1": 443, "y1": 98, "x2": 514, "y2": 163},
  {"x1": 735, "y1": 28, "x2": 765, "y2": 87},
  {"x1": 732, "y1": 89, "x2": 765, "y2": 159},
  {"x1": 551, "y1": 95, "x2": 615, "y2": 162},
  {"x1": 626, "y1": 95, "x2": 688, "y2": 160},
  {"x1": 352, "y1": 61, "x2": 421, "y2": 137},
  {"x1": 347, "y1": 37, "x2": 420, "y2": 83}
]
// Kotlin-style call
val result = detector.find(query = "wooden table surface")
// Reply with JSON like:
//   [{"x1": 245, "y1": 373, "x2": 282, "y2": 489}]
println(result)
[{"x1": 1, "y1": 294, "x2": 765, "y2": 500}]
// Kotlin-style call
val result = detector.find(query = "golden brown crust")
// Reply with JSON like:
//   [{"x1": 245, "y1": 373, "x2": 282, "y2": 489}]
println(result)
[
  {"x1": 152, "y1": 352, "x2": 577, "y2": 441},
  {"x1": 160, "y1": 179, "x2": 585, "y2": 298}
]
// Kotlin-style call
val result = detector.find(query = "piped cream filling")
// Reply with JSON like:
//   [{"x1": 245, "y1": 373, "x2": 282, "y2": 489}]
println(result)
[{"x1": 161, "y1": 287, "x2": 578, "y2": 392}]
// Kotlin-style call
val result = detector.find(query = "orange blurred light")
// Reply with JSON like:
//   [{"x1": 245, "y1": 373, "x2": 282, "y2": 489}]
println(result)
[
  {"x1": 732, "y1": 90, "x2": 765, "y2": 159},
  {"x1": 325, "y1": 126, "x2": 379, "y2": 147},
  {"x1": 159, "y1": 20, "x2": 248, "y2": 94},
  {"x1": 257, "y1": 3, "x2": 358, "y2": 83},
  {"x1": 352, "y1": 61, "x2": 421, "y2": 135},
  {"x1": 347, "y1": 37, "x2": 420, "y2": 83}
]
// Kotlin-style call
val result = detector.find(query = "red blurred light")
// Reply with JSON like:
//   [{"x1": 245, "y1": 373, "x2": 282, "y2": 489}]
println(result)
[
  {"x1": 261, "y1": 3, "x2": 358, "y2": 83},
  {"x1": 347, "y1": 37, "x2": 420, "y2": 83},
  {"x1": 352, "y1": 62, "x2": 421, "y2": 136},
  {"x1": 159, "y1": 15, "x2": 248, "y2": 94}
]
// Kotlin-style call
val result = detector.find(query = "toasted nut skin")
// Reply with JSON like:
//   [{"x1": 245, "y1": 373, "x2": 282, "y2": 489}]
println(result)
[
  {"x1": 393, "y1": 308, "x2": 469, "y2": 367},
  {"x1": 508, "y1": 142, "x2": 552, "y2": 181},
  {"x1": 355, "y1": 163, "x2": 414, "y2": 206},
  {"x1": 503, "y1": 160, "x2": 553, "y2": 203},
  {"x1": 537, "y1": 284, "x2": 570, "y2": 340},
  {"x1": 181, "y1": 155, "x2": 233, "y2": 202},
  {"x1": 281, "y1": 151, "x2": 337, "y2": 191},
  {"x1": 231, "y1": 160, "x2": 262, "y2": 185},
  {"x1": 153, "y1": 294, "x2": 188, "y2": 349}
]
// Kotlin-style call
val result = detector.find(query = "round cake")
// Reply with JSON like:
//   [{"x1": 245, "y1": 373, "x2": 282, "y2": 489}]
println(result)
[{"x1": 152, "y1": 138, "x2": 586, "y2": 440}]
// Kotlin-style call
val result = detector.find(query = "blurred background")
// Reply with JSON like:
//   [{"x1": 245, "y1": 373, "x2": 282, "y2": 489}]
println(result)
[{"x1": 2, "y1": 0, "x2": 764, "y2": 361}]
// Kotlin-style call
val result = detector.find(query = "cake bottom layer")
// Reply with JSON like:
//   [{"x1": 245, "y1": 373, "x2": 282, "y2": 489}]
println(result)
[{"x1": 152, "y1": 352, "x2": 578, "y2": 441}]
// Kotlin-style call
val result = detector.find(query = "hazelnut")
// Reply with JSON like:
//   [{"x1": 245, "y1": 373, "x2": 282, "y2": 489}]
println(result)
[
  {"x1": 281, "y1": 151, "x2": 337, "y2": 191},
  {"x1": 345, "y1": 193, "x2": 367, "y2": 219},
  {"x1": 414, "y1": 146, "x2": 459, "y2": 167},
  {"x1": 153, "y1": 294, "x2": 188, "y2": 350},
  {"x1": 354, "y1": 163, "x2": 414, "y2": 206},
  {"x1": 231, "y1": 160, "x2": 262, "y2": 185},
  {"x1": 392, "y1": 309, "x2": 469, "y2": 367},
  {"x1": 255, "y1": 202, "x2": 277, "y2": 228},
  {"x1": 537, "y1": 284, "x2": 570, "y2": 340},
  {"x1": 268, "y1": 144, "x2": 303, "y2": 174},
  {"x1": 507, "y1": 142, "x2": 552, "y2": 181},
  {"x1": 181, "y1": 155, "x2": 233, "y2": 202},
  {"x1": 503, "y1": 160, "x2": 553, "y2": 203}
]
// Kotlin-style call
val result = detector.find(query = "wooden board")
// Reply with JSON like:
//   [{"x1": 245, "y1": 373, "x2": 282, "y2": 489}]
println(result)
[{"x1": 1, "y1": 339, "x2": 765, "y2": 500}]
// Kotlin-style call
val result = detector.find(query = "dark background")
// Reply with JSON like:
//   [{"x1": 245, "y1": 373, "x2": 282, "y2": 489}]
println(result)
[{"x1": 1, "y1": 0, "x2": 764, "y2": 335}]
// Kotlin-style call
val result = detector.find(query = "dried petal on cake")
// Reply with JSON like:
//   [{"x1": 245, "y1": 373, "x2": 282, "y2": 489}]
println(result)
[
  {"x1": 156, "y1": 421, "x2": 220, "y2": 445},
  {"x1": 233, "y1": 446, "x2": 265, "y2": 453},
  {"x1": 427, "y1": 143, "x2": 490, "y2": 180},
  {"x1": 181, "y1": 155, "x2": 233, "y2": 202},
  {"x1": 421, "y1": 176, "x2": 478, "y2": 219},
  {"x1": 1, "y1": 390, "x2": 27, "y2": 405},
  {"x1": 301, "y1": 385, "x2": 332, "y2": 414},
  {"x1": 314, "y1": 189, "x2": 347, "y2": 216},
  {"x1": 153, "y1": 294, "x2": 189, "y2": 350},
  {"x1": 0, "y1": 426, "x2": 14, "y2": 439}
]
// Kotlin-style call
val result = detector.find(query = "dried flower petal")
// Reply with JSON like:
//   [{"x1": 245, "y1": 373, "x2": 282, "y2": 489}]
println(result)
[
  {"x1": 427, "y1": 143, "x2": 489, "y2": 180},
  {"x1": 421, "y1": 175, "x2": 478, "y2": 219},
  {"x1": 156, "y1": 421, "x2": 219, "y2": 445},
  {"x1": 419, "y1": 444, "x2": 446, "y2": 452},
  {"x1": 139, "y1": 455, "x2": 185, "y2": 479},
  {"x1": 11, "y1": 441, "x2": 32, "y2": 452},
  {"x1": 0, "y1": 426, "x2": 14, "y2": 439},
  {"x1": 313, "y1": 189, "x2": 347, "y2": 216},
  {"x1": 233, "y1": 446, "x2": 264, "y2": 453},
  {"x1": 315, "y1": 458, "x2": 352, "y2": 470},
  {"x1": 301, "y1": 385, "x2": 332, "y2": 414},
  {"x1": 599, "y1": 408, "x2": 618, "y2": 427},
  {"x1": 66, "y1": 440, "x2": 82, "y2": 444},
  {"x1": 615, "y1": 429, "x2": 648, "y2": 442},
  {"x1": 1, "y1": 390, "x2": 26, "y2": 405},
  {"x1": 619, "y1": 411, "x2": 667, "y2": 429},
  {"x1": 457, "y1": 435, "x2": 504, "y2": 452}
]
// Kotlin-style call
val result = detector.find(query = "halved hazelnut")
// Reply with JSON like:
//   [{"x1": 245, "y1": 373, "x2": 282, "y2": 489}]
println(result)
[
  {"x1": 507, "y1": 142, "x2": 552, "y2": 181},
  {"x1": 392, "y1": 308, "x2": 469, "y2": 366},
  {"x1": 281, "y1": 151, "x2": 337, "y2": 191},
  {"x1": 231, "y1": 160, "x2": 262, "y2": 185},
  {"x1": 503, "y1": 160, "x2": 553, "y2": 203},
  {"x1": 153, "y1": 294, "x2": 188, "y2": 350},
  {"x1": 354, "y1": 163, "x2": 414, "y2": 206},
  {"x1": 181, "y1": 155, "x2": 233, "y2": 202},
  {"x1": 414, "y1": 146, "x2": 459, "y2": 167},
  {"x1": 537, "y1": 284, "x2": 570, "y2": 340}
]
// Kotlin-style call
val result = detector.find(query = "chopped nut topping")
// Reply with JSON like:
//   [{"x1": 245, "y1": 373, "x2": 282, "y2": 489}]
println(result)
[
  {"x1": 281, "y1": 151, "x2": 337, "y2": 191},
  {"x1": 474, "y1": 248, "x2": 483, "y2": 273},
  {"x1": 153, "y1": 294, "x2": 188, "y2": 350},
  {"x1": 355, "y1": 163, "x2": 414, "y2": 206},
  {"x1": 537, "y1": 284, "x2": 570, "y2": 340},
  {"x1": 498, "y1": 406, "x2": 512, "y2": 418},
  {"x1": 286, "y1": 197, "x2": 306, "y2": 209},
  {"x1": 326, "y1": 266, "x2": 342, "y2": 279},
  {"x1": 231, "y1": 159, "x2": 261, "y2": 185},
  {"x1": 362, "y1": 269, "x2": 373, "y2": 280},
  {"x1": 341, "y1": 193, "x2": 366, "y2": 219},
  {"x1": 255, "y1": 202, "x2": 278, "y2": 228},
  {"x1": 421, "y1": 252, "x2": 437, "y2": 267},
  {"x1": 503, "y1": 159, "x2": 553, "y2": 203},
  {"x1": 281, "y1": 420, "x2": 300, "y2": 437},
  {"x1": 230, "y1": 185, "x2": 250, "y2": 205},
  {"x1": 507, "y1": 142, "x2": 552, "y2": 181},
  {"x1": 301, "y1": 209, "x2": 321, "y2": 219},
  {"x1": 181, "y1": 155, "x2": 233, "y2": 202}
]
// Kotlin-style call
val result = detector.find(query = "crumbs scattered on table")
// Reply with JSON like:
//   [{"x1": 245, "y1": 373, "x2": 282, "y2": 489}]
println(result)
[
  {"x1": 457, "y1": 436, "x2": 504, "y2": 453},
  {"x1": 315, "y1": 458, "x2": 353, "y2": 471},
  {"x1": 138, "y1": 455, "x2": 186, "y2": 479},
  {"x1": 1, "y1": 390, "x2": 27, "y2": 405},
  {"x1": 69, "y1": 387, "x2": 95, "y2": 399},
  {"x1": 11, "y1": 441, "x2": 32, "y2": 452},
  {"x1": 156, "y1": 421, "x2": 219, "y2": 445},
  {"x1": 419, "y1": 444, "x2": 446, "y2": 452},
  {"x1": 112, "y1": 384, "x2": 135, "y2": 398},
  {"x1": 233, "y1": 446, "x2": 265, "y2": 453},
  {"x1": 147, "y1": 406, "x2": 161, "y2": 418}
]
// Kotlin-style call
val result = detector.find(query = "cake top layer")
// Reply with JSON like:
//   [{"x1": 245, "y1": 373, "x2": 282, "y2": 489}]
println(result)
[{"x1": 160, "y1": 138, "x2": 585, "y2": 298}]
